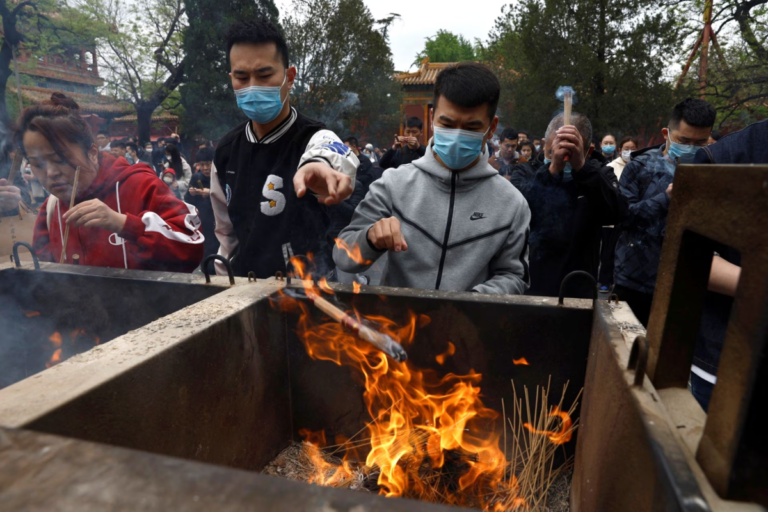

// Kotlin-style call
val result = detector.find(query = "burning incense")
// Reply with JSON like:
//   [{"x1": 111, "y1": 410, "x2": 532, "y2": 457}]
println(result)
[
  {"x1": 309, "y1": 293, "x2": 408, "y2": 363},
  {"x1": 59, "y1": 166, "x2": 81, "y2": 264},
  {"x1": 556, "y1": 86, "x2": 575, "y2": 162},
  {"x1": 562, "y1": 89, "x2": 573, "y2": 126}
]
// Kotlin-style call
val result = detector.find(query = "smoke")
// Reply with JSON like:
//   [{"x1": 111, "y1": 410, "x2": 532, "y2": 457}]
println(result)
[{"x1": 315, "y1": 92, "x2": 361, "y2": 133}]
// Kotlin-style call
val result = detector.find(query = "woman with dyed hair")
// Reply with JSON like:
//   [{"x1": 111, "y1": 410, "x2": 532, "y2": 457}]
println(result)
[{"x1": 16, "y1": 93, "x2": 204, "y2": 272}]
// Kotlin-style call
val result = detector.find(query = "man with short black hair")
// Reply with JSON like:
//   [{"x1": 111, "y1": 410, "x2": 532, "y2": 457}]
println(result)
[
  {"x1": 334, "y1": 62, "x2": 531, "y2": 294},
  {"x1": 490, "y1": 127, "x2": 519, "y2": 179},
  {"x1": 379, "y1": 117, "x2": 426, "y2": 170},
  {"x1": 95, "y1": 131, "x2": 111, "y2": 152},
  {"x1": 110, "y1": 140, "x2": 127, "y2": 161},
  {"x1": 210, "y1": 19, "x2": 358, "y2": 279},
  {"x1": 614, "y1": 98, "x2": 716, "y2": 325},
  {"x1": 512, "y1": 112, "x2": 627, "y2": 298}
]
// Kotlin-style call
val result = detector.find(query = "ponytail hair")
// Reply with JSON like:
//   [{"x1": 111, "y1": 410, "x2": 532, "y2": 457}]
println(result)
[{"x1": 14, "y1": 93, "x2": 97, "y2": 171}]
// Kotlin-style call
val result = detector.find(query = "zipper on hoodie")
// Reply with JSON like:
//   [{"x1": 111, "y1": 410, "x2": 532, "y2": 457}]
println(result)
[{"x1": 435, "y1": 172, "x2": 457, "y2": 289}]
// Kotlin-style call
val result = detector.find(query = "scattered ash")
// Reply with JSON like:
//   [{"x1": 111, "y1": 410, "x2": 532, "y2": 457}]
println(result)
[
  {"x1": 264, "y1": 443, "x2": 572, "y2": 511},
  {"x1": 263, "y1": 442, "x2": 377, "y2": 492},
  {"x1": 546, "y1": 468, "x2": 572, "y2": 512}
]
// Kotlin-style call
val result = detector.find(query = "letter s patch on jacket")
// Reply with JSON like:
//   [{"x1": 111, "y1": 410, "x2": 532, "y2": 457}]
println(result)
[{"x1": 260, "y1": 174, "x2": 286, "y2": 216}]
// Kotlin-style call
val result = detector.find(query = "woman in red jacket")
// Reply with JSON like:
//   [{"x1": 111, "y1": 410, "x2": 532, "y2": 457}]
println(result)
[{"x1": 16, "y1": 93, "x2": 204, "y2": 272}]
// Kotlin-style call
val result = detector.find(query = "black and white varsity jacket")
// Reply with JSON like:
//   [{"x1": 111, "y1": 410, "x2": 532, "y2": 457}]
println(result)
[{"x1": 210, "y1": 108, "x2": 359, "y2": 278}]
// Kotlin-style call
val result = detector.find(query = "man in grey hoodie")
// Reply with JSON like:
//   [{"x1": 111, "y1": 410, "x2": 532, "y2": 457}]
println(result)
[{"x1": 333, "y1": 63, "x2": 531, "y2": 295}]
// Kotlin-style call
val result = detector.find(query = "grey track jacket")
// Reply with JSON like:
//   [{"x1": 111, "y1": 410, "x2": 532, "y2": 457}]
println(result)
[{"x1": 333, "y1": 144, "x2": 531, "y2": 295}]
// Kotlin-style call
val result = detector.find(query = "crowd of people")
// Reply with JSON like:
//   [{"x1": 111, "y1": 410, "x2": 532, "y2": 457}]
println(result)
[{"x1": 1, "y1": 18, "x2": 767, "y2": 413}]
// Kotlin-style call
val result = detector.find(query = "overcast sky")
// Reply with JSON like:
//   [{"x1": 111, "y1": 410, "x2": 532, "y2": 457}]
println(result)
[{"x1": 277, "y1": 0, "x2": 502, "y2": 72}]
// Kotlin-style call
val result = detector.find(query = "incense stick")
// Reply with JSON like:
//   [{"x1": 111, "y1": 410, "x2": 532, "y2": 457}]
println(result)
[
  {"x1": 59, "y1": 166, "x2": 81, "y2": 264},
  {"x1": 563, "y1": 90, "x2": 573, "y2": 126}
]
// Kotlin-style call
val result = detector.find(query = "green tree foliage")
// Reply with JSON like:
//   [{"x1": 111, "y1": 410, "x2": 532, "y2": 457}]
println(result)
[
  {"x1": 671, "y1": 0, "x2": 768, "y2": 128},
  {"x1": 1, "y1": 0, "x2": 102, "y2": 125},
  {"x1": 75, "y1": 0, "x2": 187, "y2": 143},
  {"x1": 413, "y1": 30, "x2": 476, "y2": 67},
  {"x1": 180, "y1": 0, "x2": 278, "y2": 142},
  {"x1": 282, "y1": 0, "x2": 402, "y2": 146},
  {"x1": 484, "y1": 0, "x2": 681, "y2": 140}
]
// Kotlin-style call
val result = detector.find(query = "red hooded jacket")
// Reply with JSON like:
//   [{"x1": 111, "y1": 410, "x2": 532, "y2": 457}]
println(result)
[{"x1": 33, "y1": 154, "x2": 204, "y2": 272}]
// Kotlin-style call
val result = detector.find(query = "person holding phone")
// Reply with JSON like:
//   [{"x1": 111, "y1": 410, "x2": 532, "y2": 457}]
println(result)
[{"x1": 379, "y1": 117, "x2": 426, "y2": 171}]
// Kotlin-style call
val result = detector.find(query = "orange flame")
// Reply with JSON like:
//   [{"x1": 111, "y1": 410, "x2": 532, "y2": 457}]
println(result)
[
  {"x1": 353, "y1": 281, "x2": 361, "y2": 294},
  {"x1": 24, "y1": 311, "x2": 41, "y2": 318},
  {"x1": 271, "y1": 255, "x2": 556, "y2": 509},
  {"x1": 318, "y1": 278, "x2": 335, "y2": 295},
  {"x1": 334, "y1": 238, "x2": 372, "y2": 266},
  {"x1": 513, "y1": 358, "x2": 529, "y2": 366},
  {"x1": 435, "y1": 341, "x2": 456, "y2": 365},
  {"x1": 49, "y1": 332, "x2": 62, "y2": 347},
  {"x1": 523, "y1": 406, "x2": 573, "y2": 445},
  {"x1": 46, "y1": 349, "x2": 62, "y2": 368}
]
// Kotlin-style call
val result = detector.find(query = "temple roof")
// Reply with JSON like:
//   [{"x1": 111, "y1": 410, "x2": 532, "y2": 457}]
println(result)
[
  {"x1": 394, "y1": 59, "x2": 454, "y2": 86},
  {"x1": 12, "y1": 85, "x2": 133, "y2": 116},
  {"x1": 20, "y1": 63, "x2": 103, "y2": 87},
  {"x1": 114, "y1": 113, "x2": 179, "y2": 123}
]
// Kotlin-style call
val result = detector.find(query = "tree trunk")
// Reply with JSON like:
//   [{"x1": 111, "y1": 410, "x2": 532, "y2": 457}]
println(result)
[
  {"x1": 136, "y1": 106, "x2": 156, "y2": 144},
  {"x1": 0, "y1": 43, "x2": 15, "y2": 127}
]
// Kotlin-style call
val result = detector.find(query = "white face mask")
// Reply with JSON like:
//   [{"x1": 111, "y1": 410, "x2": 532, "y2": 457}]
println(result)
[
  {"x1": 163, "y1": 176, "x2": 174, "y2": 184},
  {"x1": 621, "y1": 149, "x2": 632, "y2": 162}
]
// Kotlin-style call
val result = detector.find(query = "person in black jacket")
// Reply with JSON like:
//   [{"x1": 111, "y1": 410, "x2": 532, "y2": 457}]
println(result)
[
  {"x1": 343, "y1": 136, "x2": 376, "y2": 195},
  {"x1": 379, "y1": 117, "x2": 426, "y2": 170},
  {"x1": 184, "y1": 147, "x2": 219, "y2": 261},
  {"x1": 515, "y1": 112, "x2": 628, "y2": 298}
]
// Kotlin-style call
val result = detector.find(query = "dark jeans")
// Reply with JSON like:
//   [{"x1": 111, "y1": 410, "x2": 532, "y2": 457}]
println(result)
[
  {"x1": 599, "y1": 227, "x2": 619, "y2": 288},
  {"x1": 613, "y1": 284, "x2": 653, "y2": 327},
  {"x1": 690, "y1": 372, "x2": 714, "y2": 412}
]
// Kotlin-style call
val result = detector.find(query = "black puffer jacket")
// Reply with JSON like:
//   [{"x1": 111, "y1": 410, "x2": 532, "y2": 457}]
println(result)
[{"x1": 517, "y1": 159, "x2": 628, "y2": 297}]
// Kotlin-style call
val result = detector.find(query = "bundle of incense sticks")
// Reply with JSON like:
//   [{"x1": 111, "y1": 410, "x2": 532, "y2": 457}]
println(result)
[{"x1": 59, "y1": 166, "x2": 81, "y2": 264}]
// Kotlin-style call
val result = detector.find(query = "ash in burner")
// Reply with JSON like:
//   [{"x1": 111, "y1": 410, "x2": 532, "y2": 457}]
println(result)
[
  {"x1": 263, "y1": 442, "x2": 378, "y2": 492},
  {"x1": 263, "y1": 442, "x2": 572, "y2": 512}
]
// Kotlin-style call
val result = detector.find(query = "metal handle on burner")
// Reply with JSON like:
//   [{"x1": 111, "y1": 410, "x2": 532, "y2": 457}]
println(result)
[
  {"x1": 202, "y1": 254, "x2": 235, "y2": 286},
  {"x1": 627, "y1": 335, "x2": 649, "y2": 387},
  {"x1": 12, "y1": 242, "x2": 40, "y2": 270},
  {"x1": 557, "y1": 270, "x2": 597, "y2": 307}
]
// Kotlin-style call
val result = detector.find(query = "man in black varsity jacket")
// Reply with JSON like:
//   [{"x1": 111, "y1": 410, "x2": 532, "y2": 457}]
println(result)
[{"x1": 210, "y1": 20, "x2": 359, "y2": 278}]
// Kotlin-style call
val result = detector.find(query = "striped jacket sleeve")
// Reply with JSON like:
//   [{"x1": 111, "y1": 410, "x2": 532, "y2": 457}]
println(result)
[
  {"x1": 210, "y1": 162, "x2": 238, "y2": 275},
  {"x1": 298, "y1": 129, "x2": 359, "y2": 188}
]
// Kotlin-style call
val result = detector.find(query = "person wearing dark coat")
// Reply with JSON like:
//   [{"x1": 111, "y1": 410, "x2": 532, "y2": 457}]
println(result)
[
  {"x1": 343, "y1": 136, "x2": 376, "y2": 196},
  {"x1": 184, "y1": 147, "x2": 219, "y2": 261},
  {"x1": 515, "y1": 112, "x2": 628, "y2": 298},
  {"x1": 614, "y1": 99, "x2": 716, "y2": 326},
  {"x1": 327, "y1": 178, "x2": 366, "y2": 244},
  {"x1": 684, "y1": 119, "x2": 766, "y2": 411},
  {"x1": 379, "y1": 117, "x2": 427, "y2": 170}
]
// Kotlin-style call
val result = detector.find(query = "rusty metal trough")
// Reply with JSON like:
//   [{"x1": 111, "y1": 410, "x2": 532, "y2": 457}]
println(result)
[{"x1": 0, "y1": 164, "x2": 766, "y2": 512}]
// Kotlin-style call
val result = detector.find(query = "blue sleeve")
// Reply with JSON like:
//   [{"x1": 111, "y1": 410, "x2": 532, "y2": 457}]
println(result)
[{"x1": 619, "y1": 161, "x2": 670, "y2": 223}]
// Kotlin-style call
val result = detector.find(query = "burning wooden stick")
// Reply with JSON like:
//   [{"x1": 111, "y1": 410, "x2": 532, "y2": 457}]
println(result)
[
  {"x1": 59, "y1": 166, "x2": 80, "y2": 264},
  {"x1": 308, "y1": 291, "x2": 408, "y2": 363}
]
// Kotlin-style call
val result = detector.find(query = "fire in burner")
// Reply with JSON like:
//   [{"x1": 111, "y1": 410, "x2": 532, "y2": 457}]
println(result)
[{"x1": 271, "y1": 252, "x2": 580, "y2": 510}]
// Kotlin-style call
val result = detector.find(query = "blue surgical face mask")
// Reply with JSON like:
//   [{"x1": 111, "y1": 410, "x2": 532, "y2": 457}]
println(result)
[
  {"x1": 235, "y1": 72, "x2": 288, "y2": 124},
  {"x1": 602, "y1": 145, "x2": 615, "y2": 154},
  {"x1": 433, "y1": 125, "x2": 489, "y2": 170},
  {"x1": 667, "y1": 137, "x2": 699, "y2": 164},
  {"x1": 535, "y1": 144, "x2": 541, "y2": 152}
]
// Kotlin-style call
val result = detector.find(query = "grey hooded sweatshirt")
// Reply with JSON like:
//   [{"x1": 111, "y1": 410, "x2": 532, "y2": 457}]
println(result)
[{"x1": 333, "y1": 143, "x2": 531, "y2": 295}]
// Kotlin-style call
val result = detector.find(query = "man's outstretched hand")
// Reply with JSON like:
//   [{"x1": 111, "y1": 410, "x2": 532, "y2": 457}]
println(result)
[{"x1": 294, "y1": 161, "x2": 353, "y2": 205}]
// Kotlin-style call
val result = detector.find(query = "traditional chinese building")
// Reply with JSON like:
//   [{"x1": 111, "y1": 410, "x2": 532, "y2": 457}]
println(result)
[
  {"x1": 10, "y1": 46, "x2": 177, "y2": 142},
  {"x1": 11, "y1": 46, "x2": 133, "y2": 134},
  {"x1": 393, "y1": 59, "x2": 453, "y2": 146}
]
